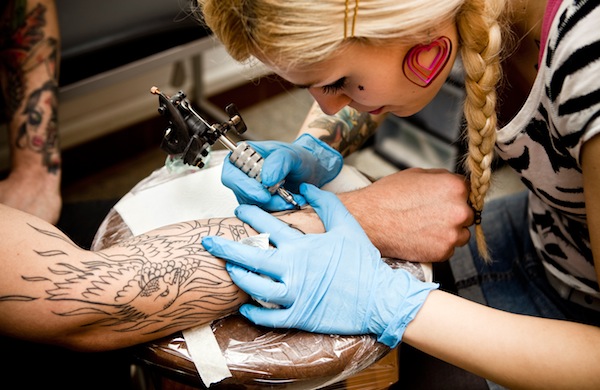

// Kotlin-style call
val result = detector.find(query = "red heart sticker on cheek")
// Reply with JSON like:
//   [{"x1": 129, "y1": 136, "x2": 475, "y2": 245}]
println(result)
[{"x1": 403, "y1": 36, "x2": 452, "y2": 87}]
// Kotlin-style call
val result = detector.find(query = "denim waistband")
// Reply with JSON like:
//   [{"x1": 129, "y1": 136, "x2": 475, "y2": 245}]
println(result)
[{"x1": 545, "y1": 269, "x2": 600, "y2": 312}]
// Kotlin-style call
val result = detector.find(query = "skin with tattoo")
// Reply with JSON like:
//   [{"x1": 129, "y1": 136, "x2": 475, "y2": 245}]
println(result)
[
  {"x1": 0, "y1": 0, "x2": 61, "y2": 224},
  {"x1": 0, "y1": 203, "x2": 324, "y2": 352},
  {"x1": 304, "y1": 104, "x2": 379, "y2": 157}
]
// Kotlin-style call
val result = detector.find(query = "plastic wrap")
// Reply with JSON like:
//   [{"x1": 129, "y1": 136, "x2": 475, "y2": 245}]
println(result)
[
  {"x1": 91, "y1": 153, "x2": 427, "y2": 389},
  {"x1": 133, "y1": 317, "x2": 390, "y2": 389}
]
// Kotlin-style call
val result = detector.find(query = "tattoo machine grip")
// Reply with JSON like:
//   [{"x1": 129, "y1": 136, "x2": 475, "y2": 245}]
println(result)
[{"x1": 151, "y1": 87, "x2": 299, "y2": 208}]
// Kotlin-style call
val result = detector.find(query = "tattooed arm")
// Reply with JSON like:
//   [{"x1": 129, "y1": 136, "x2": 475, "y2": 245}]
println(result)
[
  {"x1": 0, "y1": 203, "x2": 324, "y2": 351},
  {"x1": 0, "y1": 0, "x2": 61, "y2": 224},
  {"x1": 296, "y1": 101, "x2": 385, "y2": 157}
]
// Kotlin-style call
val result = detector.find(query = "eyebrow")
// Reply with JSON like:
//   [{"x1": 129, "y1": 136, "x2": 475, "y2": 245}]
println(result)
[
  {"x1": 293, "y1": 77, "x2": 345, "y2": 90},
  {"x1": 293, "y1": 82, "x2": 315, "y2": 89}
]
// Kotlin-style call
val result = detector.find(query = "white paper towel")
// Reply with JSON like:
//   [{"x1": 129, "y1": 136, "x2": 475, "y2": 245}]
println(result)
[{"x1": 114, "y1": 164, "x2": 238, "y2": 236}]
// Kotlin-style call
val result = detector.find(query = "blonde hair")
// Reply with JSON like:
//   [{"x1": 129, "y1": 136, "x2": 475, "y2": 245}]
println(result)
[
  {"x1": 197, "y1": 0, "x2": 463, "y2": 67},
  {"x1": 197, "y1": 0, "x2": 507, "y2": 261},
  {"x1": 457, "y1": 0, "x2": 504, "y2": 261}
]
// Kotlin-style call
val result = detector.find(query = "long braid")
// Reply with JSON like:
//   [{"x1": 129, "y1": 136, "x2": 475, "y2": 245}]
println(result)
[{"x1": 457, "y1": 0, "x2": 504, "y2": 261}]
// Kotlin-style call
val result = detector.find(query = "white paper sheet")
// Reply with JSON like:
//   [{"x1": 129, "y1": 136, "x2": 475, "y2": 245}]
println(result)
[{"x1": 114, "y1": 165, "x2": 238, "y2": 236}]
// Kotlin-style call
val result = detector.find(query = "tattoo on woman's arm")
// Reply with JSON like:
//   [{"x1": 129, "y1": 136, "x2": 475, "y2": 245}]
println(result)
[{"x1": 307, "y1": 106, "x2": 378, "y2": 156}]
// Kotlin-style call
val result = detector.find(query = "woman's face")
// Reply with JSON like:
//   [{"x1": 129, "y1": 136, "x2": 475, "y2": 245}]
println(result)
[
  {"x1": 272, "y1": 23, "x2": 459, "y2": 118},
  {"x1": 25, "y1": 89, "x2": 57, "y2": 152}
]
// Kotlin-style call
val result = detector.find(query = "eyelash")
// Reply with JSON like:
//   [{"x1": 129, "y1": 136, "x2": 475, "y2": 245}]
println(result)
[{"x1": 322, "y1": 77, "x2": 347, "y2": 95}]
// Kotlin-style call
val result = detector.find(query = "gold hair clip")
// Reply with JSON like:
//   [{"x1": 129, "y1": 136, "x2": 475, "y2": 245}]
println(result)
[{"x1": 344, "y1": 0, "x2": 360, "y2": 38}]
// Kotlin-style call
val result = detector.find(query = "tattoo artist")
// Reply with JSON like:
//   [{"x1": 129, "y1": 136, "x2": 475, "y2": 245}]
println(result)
[{"x1": 198, "y1": 1, "x2": 600, "y2": 389}]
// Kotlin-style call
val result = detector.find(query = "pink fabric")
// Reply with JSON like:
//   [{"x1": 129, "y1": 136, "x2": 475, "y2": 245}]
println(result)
[{"x1": 539, "y1": 0, "x2": 564, "y2": 66}]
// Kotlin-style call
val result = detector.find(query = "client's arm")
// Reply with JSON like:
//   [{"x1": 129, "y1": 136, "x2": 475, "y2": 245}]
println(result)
[{"x1": 0, "y1": 204, "x2": 323, "y2": 352}]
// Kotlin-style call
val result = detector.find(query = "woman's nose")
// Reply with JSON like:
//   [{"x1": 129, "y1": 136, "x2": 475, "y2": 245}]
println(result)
[{"x1": 309, "y1": 89, "x2": 352, "y2": 115}]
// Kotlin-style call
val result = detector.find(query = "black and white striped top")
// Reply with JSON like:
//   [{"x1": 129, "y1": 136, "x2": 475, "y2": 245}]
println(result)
[{"x1": 495, "y1": 0, "x2": 600, "y2": 297}]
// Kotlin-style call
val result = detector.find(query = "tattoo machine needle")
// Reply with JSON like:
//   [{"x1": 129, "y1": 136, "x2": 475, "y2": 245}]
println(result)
[{"x1": 151, "y1": 87, "x2": 301, "y2": 209}]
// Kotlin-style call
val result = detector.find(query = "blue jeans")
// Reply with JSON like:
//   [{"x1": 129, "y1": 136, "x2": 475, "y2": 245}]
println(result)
[{"x1": 451, "y1": 190, "x2": 600, "y2": 325}]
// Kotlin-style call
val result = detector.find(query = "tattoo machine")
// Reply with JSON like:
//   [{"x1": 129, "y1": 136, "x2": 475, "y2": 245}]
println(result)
[{"x1": 150, "y1": 86, "x2": 300, "y2": 209}]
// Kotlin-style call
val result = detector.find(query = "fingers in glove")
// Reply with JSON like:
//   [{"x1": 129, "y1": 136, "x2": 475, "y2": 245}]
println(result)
[
  {"x1": 202, "y1": 235, "x2": 283, "y2": 278},
  {"x1": 235, "y1": 204, "x2": 304, "y2": 247},
  {"x1": 226, "y1": 262, "x2": 291, "y2": 306},
  {"x1": 239, "y1": 303, "x2": 292, "y2": 329},
  {"x1": 300, "y1": 183, "x2": 362, "y2": 233},
  {"x1": 221, "y1": 159, "x2": 271, "y2": 204},
  {"x1": 261, "y1": 148, "x2": 299, "y2": 188},
  {"x1": 261, "y1": 191, "x2": 307, "y2": 212}
]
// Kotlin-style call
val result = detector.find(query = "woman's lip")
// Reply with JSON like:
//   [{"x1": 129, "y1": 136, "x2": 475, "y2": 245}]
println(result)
[
  {"x1": 32, "y1": 137, "x2": 44, "y2": 147},
  {"x1": 368, "y1": 107, "x2": 384, "y2": 115}
]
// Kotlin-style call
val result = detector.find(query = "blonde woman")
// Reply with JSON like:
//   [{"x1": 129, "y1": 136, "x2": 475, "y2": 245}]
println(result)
[{"x1": 199, "y1": 0, "x2": 600, "y2": 388}]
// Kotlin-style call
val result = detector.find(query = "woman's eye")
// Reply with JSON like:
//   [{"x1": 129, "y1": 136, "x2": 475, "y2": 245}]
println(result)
[
  {"x1": 322, "y1": 77, "x2": 347, "y2": 95},
  {"x1": 28, "y1": 110, "x2": 42, "y2": 126}
]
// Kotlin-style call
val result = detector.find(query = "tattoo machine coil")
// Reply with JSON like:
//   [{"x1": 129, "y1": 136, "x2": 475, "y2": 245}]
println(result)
[{"x1": 151, "y1": 87, "x2": 299, "y2": 208}]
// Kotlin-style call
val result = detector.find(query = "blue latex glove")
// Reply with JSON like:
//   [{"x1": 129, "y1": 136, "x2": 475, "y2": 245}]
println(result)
[
  {"x1": 221, "y1": 134, "x2": 343, "y2": 211},
  {"x1": 202, "y1": 184, "x2": 438, "y2": 348}
]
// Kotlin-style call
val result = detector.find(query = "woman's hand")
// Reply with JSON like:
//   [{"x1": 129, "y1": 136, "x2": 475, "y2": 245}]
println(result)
[
  {"x1": 202, "y1": 184, "x2": 437, "y2": 347},
  {"x1": 221, "y1": 134, "x2": 343, "y2": 211}
]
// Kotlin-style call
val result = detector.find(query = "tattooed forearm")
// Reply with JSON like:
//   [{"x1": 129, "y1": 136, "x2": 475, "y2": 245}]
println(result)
[
  {"x1": 0, "y1": 201, "x2": 324, "y2": 349},
  {"x1": 307, "y1": 105, "x2": 378, "y2": 156},
  {"x1": 3, "y1": 218, "x2": 253, "y2": 337}
]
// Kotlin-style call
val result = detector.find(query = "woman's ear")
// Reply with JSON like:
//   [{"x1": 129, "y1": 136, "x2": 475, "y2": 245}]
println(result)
[{"x1": 402, "y1": 36, "x2": 453, "y2": 87}]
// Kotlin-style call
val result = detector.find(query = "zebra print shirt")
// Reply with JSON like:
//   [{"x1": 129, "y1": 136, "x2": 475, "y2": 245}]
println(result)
[{"x1": 495, "y1": 0, "x2": 600, "y2": 297}]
